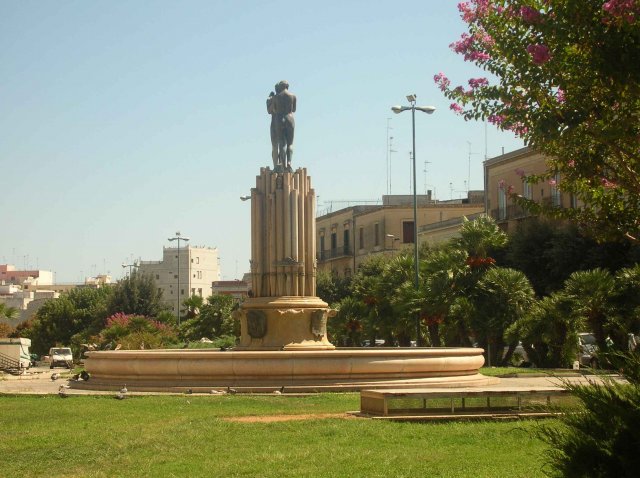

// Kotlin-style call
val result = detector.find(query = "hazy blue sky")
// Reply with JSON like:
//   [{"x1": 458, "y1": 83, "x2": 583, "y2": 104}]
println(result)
[{"x1": 1, "y1": 0, "x2": 523, "y2": 283}]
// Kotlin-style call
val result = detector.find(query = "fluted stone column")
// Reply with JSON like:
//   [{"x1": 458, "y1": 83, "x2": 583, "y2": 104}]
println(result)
[{"x1": 236, "y1": 167, "x2": 335, "y2": 350}]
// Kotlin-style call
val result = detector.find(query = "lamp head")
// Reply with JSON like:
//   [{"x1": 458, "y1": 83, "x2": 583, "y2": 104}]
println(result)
[
  {"x1": 406, "y1": 94, "x2": 417, "y2": 103},
  {"x1": 416, "y1": 106, "x2": 436, "y2": 114},
  {"x1": 391, "y1": 106, "x2": 404, "y2": 114}
]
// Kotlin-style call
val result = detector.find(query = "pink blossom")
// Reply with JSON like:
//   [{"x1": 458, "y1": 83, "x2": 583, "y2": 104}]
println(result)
[
  {"x1": 498, "y1": 179, "x2": 505, "y2": 189},
  {"x1": 488, "y1": 114, "x2": 506, "y2": 125},
  {"x1": 507, "y1": 185, "x2": 515, "y2": 194},
  {"x1": 601, "y1": 177, "x2": 617, "y2": 188},
  {"x1": 568, "y1": 160, "x2": 576, "y2": 167},
  {"x1": 450, "y1": 103, "x2": 464, "y2": 114},
  {"x1": 450, "y1": 32, "x2": 492, "y2": 63},
  {"x1": 603, "y1": 0, "x2": 639, "y2": 24},
  {"x1": 468, "y1": 77, "x2": 489, "y2": 88},
  {"x1": 433, "y1": 72, "x2": 451, "y2": 91},
  {"x1": 527, "y1": 44, "x2": 551, "y2": 65},
  {"x1": 520, "y1": 6, "x2": 542, "y2": 23},
  {"x1": 556, "y1": 88, "x2": 566, "y2": 103},
  {"x1": 548, "y1": 179, "x2": 557, "y2": 186},
  {"x1": 515, "y1": 168, "x2": 525, "y2": 177}
]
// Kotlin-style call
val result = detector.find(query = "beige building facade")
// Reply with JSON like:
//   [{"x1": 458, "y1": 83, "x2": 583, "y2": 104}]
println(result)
[
  {"x1": 484, "y1": 147, "x2": 577, "y2": 233},
  {"x1": 316, "y1": 194, "x2": 484, "y2": 277},
  {"x1": 138, "y1": 246, "x2": 221, "y2": 314}
]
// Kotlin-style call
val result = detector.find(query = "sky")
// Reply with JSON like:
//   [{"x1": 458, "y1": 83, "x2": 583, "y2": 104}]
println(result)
[{"x1": 0, "y1": 0, "x2": 523, "y2": 283}]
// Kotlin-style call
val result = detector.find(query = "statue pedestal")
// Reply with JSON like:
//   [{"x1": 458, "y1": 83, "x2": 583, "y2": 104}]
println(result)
[{"x1": 235, "y1": 296, "x2": 335, "y2": 350}]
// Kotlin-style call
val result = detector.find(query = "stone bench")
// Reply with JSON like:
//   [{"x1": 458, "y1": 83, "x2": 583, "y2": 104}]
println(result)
[{"x1": 360, "y1": 386, "x2": 570, "y2": 418}]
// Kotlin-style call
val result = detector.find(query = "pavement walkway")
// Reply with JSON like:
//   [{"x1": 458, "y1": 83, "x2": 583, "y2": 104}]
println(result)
[{"x1": 0, "y1": 366, "x2": 624, "y2": 396}]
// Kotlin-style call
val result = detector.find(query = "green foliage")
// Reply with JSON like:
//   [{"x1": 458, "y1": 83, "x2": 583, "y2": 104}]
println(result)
[
  {"x1": 179, "y1": 294, "x2": 238, "y2": 343},
  {"x1": 439, "y1": 0, "x2": 640, "y2": 241},
  {"x1": 506, "y1": 219, "x2": 640, "y2": 295},
  {"x1": 316, "y1": 270, "x2": 353, "y2": 307},
  {"x1": 19, "y1": 287, "x2": 112, "y2": 355},
  {"x1": 507, "y1": 292, "x2": 581, "y2": 367},
  {"x1": 472, "y1": 267, "x2": 536, "y2": 365},
  {"x1": 107, "y1": 271, "x2": 168, "y2": 317},
  {"x1": 563, "y1": 268, "x2": 618, "y2": 350},
  {"x1": 540, "y1": 352, "x2": 640, "y2": 478},
  {"x1": 0, "y1": 303, "x2": 19, "y2": 322}
]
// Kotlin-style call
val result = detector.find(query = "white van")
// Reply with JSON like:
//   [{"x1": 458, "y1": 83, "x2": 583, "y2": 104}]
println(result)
[{"x1": 49, "y1": 347, "x2": 73, "y2": 369}]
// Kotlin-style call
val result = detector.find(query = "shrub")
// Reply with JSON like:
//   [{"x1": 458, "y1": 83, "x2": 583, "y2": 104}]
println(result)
[{"x1": 540, "y1": 352, "x2": 640, "y2": 477}]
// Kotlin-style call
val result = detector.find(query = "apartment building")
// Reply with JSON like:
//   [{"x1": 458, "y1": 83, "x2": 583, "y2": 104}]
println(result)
[
  {"x1": 316, "y1": 194, "x2": 484, "y2": 277},
  {"x1": 0, "y1": 264, "x2": 53, "y2": 286},
  {"x1": 138, "y1": 245, "x2": 221, "y2": 314},
  {"x1": 484, "y1": 147, "x2": 577, "y2": 233}
]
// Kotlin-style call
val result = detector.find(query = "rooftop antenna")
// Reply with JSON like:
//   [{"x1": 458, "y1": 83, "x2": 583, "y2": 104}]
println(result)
[
  {"x1": 389, "y1": 135, "x2": 397, "y2": 194},
  {"x1": 423, "y1": 159, "x2": 432, "y2": 195},
  {"x1": 467, "y1": 141, "x2": 479, "y2": 192},
  {"x1": 386, "y1": 118, "x2": 392, "y2": 195}
]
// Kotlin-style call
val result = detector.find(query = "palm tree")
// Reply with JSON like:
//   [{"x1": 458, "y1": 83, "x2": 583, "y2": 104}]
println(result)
[
  {"x1": 0, "y1": 303, "x2": 19, "y2": 321},
  {"x1": 454, "y1": 215, "x2": 508, "y2": 260},
  {"x1": 181, "y1": 295, "x2": 204, "y2": 320},
  {"x1": 564, "y1": 269, "x2": 617, "y2": 351},
  {"x1": 472, "y1": 267, "x2": 536, "y2": 366}
]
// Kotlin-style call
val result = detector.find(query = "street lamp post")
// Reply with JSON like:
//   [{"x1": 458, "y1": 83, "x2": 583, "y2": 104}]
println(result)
[
  {"x1": 391, "y1": 95, "x2": 435, "y2": 347},
  {"x1": 121, "y1": 261, "x2": 138, "y2": 277},
  {"x1": 168, "y1": 231, "x2": 190, "y2": 326}
]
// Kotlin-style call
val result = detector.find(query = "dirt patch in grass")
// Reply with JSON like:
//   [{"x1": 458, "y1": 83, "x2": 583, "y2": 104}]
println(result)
[{"x1": 223, "y1": 412, "x2": 357, "y2": 423}]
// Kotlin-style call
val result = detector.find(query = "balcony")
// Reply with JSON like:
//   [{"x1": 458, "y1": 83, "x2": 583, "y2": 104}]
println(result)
[
  {"x1": 490, "y1": 204, "x2": 531, "y2": 222},
  {"x1": 318, "y1": 245, "x2": 353, "y2": 262}
]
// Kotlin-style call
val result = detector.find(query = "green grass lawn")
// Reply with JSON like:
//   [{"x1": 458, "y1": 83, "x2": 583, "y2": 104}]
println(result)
[{"x1": 0, "y1": 393, "x2": 555, "y2": 478}]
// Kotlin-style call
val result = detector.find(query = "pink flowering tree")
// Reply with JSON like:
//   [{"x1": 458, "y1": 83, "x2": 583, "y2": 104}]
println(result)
[{"x1": 437, "y1": 0, "x2": 640, "y2": 241}]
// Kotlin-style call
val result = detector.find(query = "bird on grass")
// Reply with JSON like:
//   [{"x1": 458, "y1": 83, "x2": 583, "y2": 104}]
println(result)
[
  {"x1": 50, "y1": 373, "x2": 60, "y2": 381},
  {"x1": 227, "y1": 386, "x2": 237, "y2": 395},
  {"x1": 114, "y1": 392, "x2": 126, "y2": 400},
  {"x1": 120, "y1": 384, "x2": 128, "y2": 394},
  {"x1": 185, "y1": 388, "x2": 193, "y2": 395},
  {"x1": 71, "y1": 373, "x2": 80, "y2": 381},
  {"x1": 58, "y1": 385, "x2": 68, "y2": 398},
  {"x1": 80, "y1": 371, "x2": 90, "y2": 381}
]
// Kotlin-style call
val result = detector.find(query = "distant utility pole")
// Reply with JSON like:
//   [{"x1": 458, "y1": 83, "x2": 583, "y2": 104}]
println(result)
[
  {"x1": 467, "y1": 141, "x2": 479, "y2": 192},
  {"x1": 386, "y1": 118, "x2": 392, "y2": 195}
]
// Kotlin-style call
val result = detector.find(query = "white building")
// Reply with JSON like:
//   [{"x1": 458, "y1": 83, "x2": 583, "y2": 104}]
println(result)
[{"x1": 138, "y1": 245, "x2": 221, "y2": 314}]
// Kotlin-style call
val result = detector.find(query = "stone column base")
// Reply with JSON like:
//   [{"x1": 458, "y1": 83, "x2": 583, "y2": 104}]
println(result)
[{"x1": 235, "y1": 296, "x2": 335, "y2": 350}]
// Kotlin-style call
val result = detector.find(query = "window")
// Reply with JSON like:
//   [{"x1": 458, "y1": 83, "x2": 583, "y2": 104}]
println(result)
[
  {"x1": 343, "y1": 229, "x2": 350, "y2": 254},
  {"x1": 174, "y1": 274, "x2": 178, "y2": 279},
  {"x1": 498, "y1": 187, "x2": 507, "y2": 220},
  {"x1": 191, "y1": 288, "x2": 196, "y2": 296},
  {"x1": 331, "y1": 232, "x2": 337, "y2": 252},
  {"x1": 198, "y1": 288, "x2": 203, "y2": 296},
  {"x1": 156, "y1": 274, "x2": 159, "y2": 280},
  {"x1": 402, "y1": 221, "x2": 415, "y2": 244},
  {"x1": 523, "y1": 178, "x2": 532, "y2": 199},
  {"x1": 551, "y1": 172, "x2": 561, "y2": 207},
  {"x1": 197, "y1": 271, "x2": 202, "y2": 279},
  {"x1": 196, "y1": 257, "x2": 200, "y2": 264},
  {"x1": 359, "y1": 227, "x2": 364, "y2": 250},
  {"x1": 374, "y1": 223, "x2": 380, "y2": 247},
  {"x1": 320, "y1": 236, "x2": 325, "y2": 257}
]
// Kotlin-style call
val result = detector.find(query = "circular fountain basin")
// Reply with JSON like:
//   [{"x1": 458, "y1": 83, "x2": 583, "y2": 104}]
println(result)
[{"x1": 75, "y1": 347, "x2": 496, "y2": 393}]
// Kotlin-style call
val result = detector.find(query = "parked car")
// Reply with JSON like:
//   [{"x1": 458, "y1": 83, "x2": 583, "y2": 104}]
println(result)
[
  {"x1": 578, "y1": 333, "x2": 598, "y2": 367},
  {"x1": 49, "y1": 347, "x2": 73, "y2": 369}
]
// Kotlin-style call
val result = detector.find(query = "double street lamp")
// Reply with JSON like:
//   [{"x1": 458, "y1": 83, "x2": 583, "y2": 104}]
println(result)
[
  {"x1": 391, "y1": 95, "x2": 436, "y2": 347},
  {"x1": 168, "y1": 231, "x2": 190, "y2": 326}
]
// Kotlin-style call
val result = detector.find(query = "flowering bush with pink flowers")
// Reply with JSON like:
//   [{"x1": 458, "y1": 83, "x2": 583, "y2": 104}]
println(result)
[
  {"x1": 101, "y1": 312, "x2": 178, "y2": 349},
  {"x1": 436, "y1": 0, "x2": 640, "y2": 242}
]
